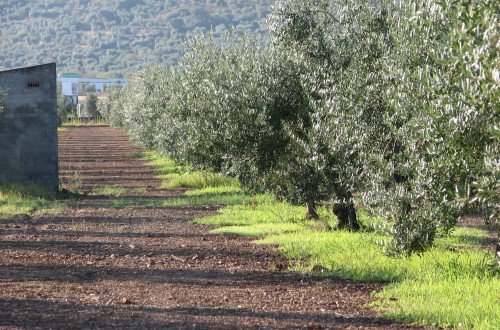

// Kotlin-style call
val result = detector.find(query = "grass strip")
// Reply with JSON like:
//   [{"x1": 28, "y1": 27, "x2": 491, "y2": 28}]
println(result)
[
  {"x1": 195, "y1": 197, "x2": 499, "y2": 330},
  {"x1": 143, "y1": 152, "x2": 500, "y2": 329},
  {"x1": 0, "y1": 183, "x2": 64, "y2": 219},
  {"x1": 374, "y1": 276, "x2": 499, "y2": 330},
  {"x1": 90, "y1": 186, "x2": 128, "y2": 196},
  {"x1": 143, "y1": 152, "x2": 239, "y2": 189},
  {"x1": 108, "y1": 194, "x2": 254, "y2": 209}
]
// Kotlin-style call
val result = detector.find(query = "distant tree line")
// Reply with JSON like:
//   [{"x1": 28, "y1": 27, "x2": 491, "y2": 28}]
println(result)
[
  {"x1": 1, "y1": 0, "x2": 274, "y2": 76},
  {"x1": 101, "y1": 0, "x2": 499, "y2": 256}
]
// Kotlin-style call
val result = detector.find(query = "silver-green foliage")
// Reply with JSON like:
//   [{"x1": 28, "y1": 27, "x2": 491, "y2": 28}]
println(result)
[
  {"x1": 362, "y1": 0, "x2": 499, "y2": 254},
  {"x1": 97, "y1": 85, "x2": 125, "y2": 127},
  {"x1": 431, "y1": 0, "x2": 499, "y2": 226},
  {"x1": 83, "y1": 92, "x2": 99, "y2": 117},
  {"x1": 118, "y1": 65, "x2": 186, "y2": 158},
  {"x1": 276, "y1": 0, "x2": 499, "y2": 254},
  {"x1": 173, "y1": 32, "x2": 270, "y2": 173},
  {"x1": 174, "y1": 30, "x2": 360, "y2": 223},
  {"x1": 270, "y1": 0, "x2": 398, "y2": 226},
  {"x1": 107, "y1": 0, "x2": 498, "y2": 255}
]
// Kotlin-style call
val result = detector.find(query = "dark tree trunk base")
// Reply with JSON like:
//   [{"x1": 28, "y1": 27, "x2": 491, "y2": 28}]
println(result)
[
  {"x1": 496, "y1": 231, "x2": 500, "y2": 266},
  {"x1": 306, "y1": 199, "x2": 319, "y2": 220},
  {"x1": 333, "y1": 200, "x2": 360, "y2": 231}
]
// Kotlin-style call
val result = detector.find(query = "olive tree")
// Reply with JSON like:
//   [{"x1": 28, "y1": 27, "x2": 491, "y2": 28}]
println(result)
[
  {"x1": 267, "y1": 0, "x2": 401, "y2": 229},
  {"x1": 120, "y1": 65, "x2": 171, "y2": 150},
  {"x1": 172, "y1": 31, "x2": 344, "y2": 221},
  {"x1": 106, "y1": 0, "x2": 498, "y2": 255},
  {"x1": 271, "y1": 0, "x2": 498, "y2": 253},
  {"x1": 356, "y1": 0, "x2": 499, "y2": 254},
  {"x1": 97, "y1": 85, "x2": 125, "y2": 127},
  {"x1": 424, "y1": 0, "x2": 499, "y2": 255},
  {"x1": 83, "y1": 92, "x2": 99, "y2": 118}
]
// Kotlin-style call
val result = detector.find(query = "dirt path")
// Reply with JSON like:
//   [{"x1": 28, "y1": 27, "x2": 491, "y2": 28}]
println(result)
[{"x1": 0, "y1": 126, "x2": 419, "y2": 329}]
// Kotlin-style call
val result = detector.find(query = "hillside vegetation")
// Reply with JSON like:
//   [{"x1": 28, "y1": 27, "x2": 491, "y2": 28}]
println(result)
[{"x1": 0, "y1": 0, "x2": 273, "y2": 76}]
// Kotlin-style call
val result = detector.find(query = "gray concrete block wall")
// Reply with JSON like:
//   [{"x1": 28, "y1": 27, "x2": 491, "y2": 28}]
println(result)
[{"x1": 0, "y1": 63, "x2": 58, "y2": 191}]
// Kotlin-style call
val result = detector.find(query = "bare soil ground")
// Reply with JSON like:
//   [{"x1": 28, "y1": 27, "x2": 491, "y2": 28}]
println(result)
[{"x1": 0, "y1": 126, "x2": 422, "y2": 329}]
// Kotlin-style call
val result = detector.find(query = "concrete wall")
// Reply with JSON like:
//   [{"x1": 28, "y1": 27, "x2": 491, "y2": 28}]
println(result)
[{"x1": 0, "y1": 63, "x2": 58, "y2": 191}]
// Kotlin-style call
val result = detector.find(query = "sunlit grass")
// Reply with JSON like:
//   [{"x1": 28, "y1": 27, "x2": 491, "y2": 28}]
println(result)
[
  {"x1": 375, "y1": 276, "x2": 500, "y2": 330},
  {"x1": 195, "y1": 196, "x2": 499, "y2": 329},
  {"x1": 194, "y1": 197, "x2": 304, "y2": 226},
  {"x1": 90, "y1": 186, "x2": 128, "y2": 196},
  {"x1": 160, "y1": 171, "x2": 239, "y2": 189},
  {"x1": 142, "y1": 152, "x2": 239, "y2": 189},
  {"x1": 63, "y1": 116, "x2": 108, "y2": 126},
  {"x1": 143, "y1": 152, "x2": 183, "y2": 175},
  {"x1": 0, "y1": 183, "x2": 63, "y2": 219},
  {"x1": 257, "y1": 230, "x2": 494, "y2": 281},
  {"x1": 212, "y1": 222, "x2": 309, "y2": 236},
  {"x1": 108, "y1": 194, "x2": 255, "y2": 209},
  {"x1": 185, "y1": 185, "x2": 243, "y2": 196}
]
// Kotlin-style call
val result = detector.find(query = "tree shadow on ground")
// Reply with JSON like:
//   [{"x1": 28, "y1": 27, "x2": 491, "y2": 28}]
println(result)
[{"x1": 0, "y1": 297, "x2": 401, "y2": 329}]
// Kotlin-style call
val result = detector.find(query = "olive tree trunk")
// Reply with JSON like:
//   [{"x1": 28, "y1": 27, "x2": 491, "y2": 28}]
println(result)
[
  {"x1": 306, "y1": 199, "x2": 319, "y2": 220},
  {"x1": 496, "y1": 231, "x2": 500, "y2": 265},
  {"x1": 332, "y1": 189, "x2": 360, "y2": 231}
]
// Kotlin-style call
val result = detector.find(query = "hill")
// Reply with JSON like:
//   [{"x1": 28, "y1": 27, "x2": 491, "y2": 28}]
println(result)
[{"x1": 0, "y1": 0, "x2": 274, "y2": 76}]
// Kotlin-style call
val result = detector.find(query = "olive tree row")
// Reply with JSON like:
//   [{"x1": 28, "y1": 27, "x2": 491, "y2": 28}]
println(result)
[
  {"x1": 105, "y1": 0, "x2": 498, "y2": 255},
  {"x1": 97, "y1": 85, "x2": 125, "y2": 127},
  {"x1": 339, "y1": 0, "x2": 499, "y2": 254}
]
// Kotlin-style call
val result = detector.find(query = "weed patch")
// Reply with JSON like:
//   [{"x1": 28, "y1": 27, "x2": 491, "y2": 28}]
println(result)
[
  {"x1": 374, "y1": 276, "x2": 500, "y2": 330},
  {"x1": 90, "y1": 186, "x2": 128, "y2": 196},
  {"x1": 195, "y1": 196, "x2": 499, "y2": 329},
  {"x1": 144, "y1": 151, "x2": 500, "y2": 329},
  {"x1": 212, "y1": 223, "x2": 308, "y2": 237},
  {"x1": 0, "y1": 183, "x2": 63, "y2": 219},
  {"x1": 143, "y1": 152, "x2": 238, "y2": 189},
  {"x1": 63, "y1": 117, "x2": 108, "y2": 126},
  {"x1": 108, "y1": 194, "x2": 254, "y2": 209},
  {"x1": 185, "y1": 186, "x2": 243, "y2": 196}
]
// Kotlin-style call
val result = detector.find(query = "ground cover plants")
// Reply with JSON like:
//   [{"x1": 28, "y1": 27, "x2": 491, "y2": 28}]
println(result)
[
  {"x1": 83, "y1": 0, "x2": 498, "y2": 328},
  {"x1": 194, "y1": 192, "x2": 499, "y2": 329},
  {"x1": 2, "y1": 125, "x2": 499, "y2": 329},
  {"x1": 104, "y1": 0, "x2": 499, "y2": 257},
  {"x1": 63, "y1": 116, "x2": 108, "y2": 126},
  {"x1": 6, "y1": 125, "x2": 418, "y2": 329},
  {"x1": 143, "y1": 152, "x2": 499, "y2": 329},
  {"x1": 143, "y1": 152, "x2": 239, "y2": 189},
  {"x1": 0, "y1": 183, "x2": 64, "y2": 219}
]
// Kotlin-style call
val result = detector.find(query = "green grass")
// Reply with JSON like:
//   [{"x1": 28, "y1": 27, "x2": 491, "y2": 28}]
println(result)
[
  {"x1": 375, "y1": 276, "x2": 500, "y2": 330},
  {"x1": 194, "y1": 197, "x2": 499, "y2": 330},
  {"x1": 185, "y1": 185, "x2": 243, "y2": 196},
  {"x1": 435, "y1": 227, "x2": 495, "y2": 250},
  {"x1": 159, "y1": 171, "x2": 239, "y2": 189},
  {"x1": 212, "y1": 222, "x2": 309, "y2": 236},
  {"x1": 90, "y1": 186, "x2": 128, "y2": 196},
  {"x1": 257, "y1": 229, "x2": 494, "y2": 281},
  {"x1": 0, "y1": 183, "x2": 63, "y2": 219},
  {"x1": 63, "y1": 116, "x2": 108, "y2": 126},
  {"x1": 194, "y1": 197, "x2": 303, "y2": 226},
  {"x1": 108, "y1": 194, "x2": 255, "y2": 209},
  {"x1": 86, "y1": 153, "x2": 255, "y2": 209},
  {"x1": 143, "y1": 152, "x2": 183, "y2": 175},
  {"x1": 142, "y1": 152, "x2": 239, "y2": 189}
]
